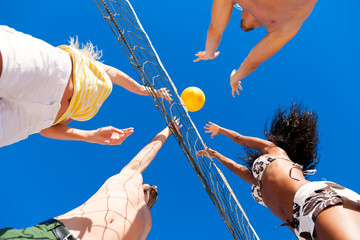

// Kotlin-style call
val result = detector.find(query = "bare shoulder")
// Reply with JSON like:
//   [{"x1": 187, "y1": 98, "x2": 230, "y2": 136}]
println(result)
[{"x1": 267, "y1": 146, "x2": 289, "y2": 158}]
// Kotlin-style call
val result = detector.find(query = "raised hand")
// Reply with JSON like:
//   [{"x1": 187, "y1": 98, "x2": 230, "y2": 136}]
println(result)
[
  {"x1": 196, "y1": 147, "x2": 216, "y2": 158},
  {"x1": 90, "y1": 126, "x2": 134, "y2": 145},
  {"x1": 204, "y1": 121, "x2": 222, "y2": 139},
  {"x1": 169, "y1": 117, "x2": 182, "y2": 136},
  {"x1": 193, "y1": 51, "x2": 220, "y2": 62},
  {"x1": 230, "y1": 69, "x2": 243, "y2": 97},
  {"x1": 154, "y1": 87, "x2": 173, "y2": 102}
]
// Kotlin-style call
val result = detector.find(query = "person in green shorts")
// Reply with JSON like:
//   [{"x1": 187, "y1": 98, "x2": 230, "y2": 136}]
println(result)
[
  {"x1": 0, "y1": 219, "x2": 77, "y2": 240},
  {"x1": 0, "y1": 121, "x2": 180, "y2": 240}
]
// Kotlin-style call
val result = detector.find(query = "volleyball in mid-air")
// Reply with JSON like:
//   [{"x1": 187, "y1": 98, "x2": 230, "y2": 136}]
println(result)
[{"x1": 180, "y1": 86, "x2": 205, "y2": 112}]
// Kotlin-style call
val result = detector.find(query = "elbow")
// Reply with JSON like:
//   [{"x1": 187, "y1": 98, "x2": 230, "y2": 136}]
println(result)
[
  {"x1": 234, "y1": 134, "x2": 243, "y2": 144},
  {"x1": 39, "y1": 127, "x2": 50, "y2": 137}
]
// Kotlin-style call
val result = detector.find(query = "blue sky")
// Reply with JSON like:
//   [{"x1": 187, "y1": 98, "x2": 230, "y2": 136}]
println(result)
[{"x1": 1, "y1": 0, "x2": 360, "y2": 239}]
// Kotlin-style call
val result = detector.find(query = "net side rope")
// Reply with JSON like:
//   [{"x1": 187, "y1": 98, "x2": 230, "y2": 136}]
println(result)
[{"x1": 94, "y1": 1, "x2": 260, "y2": 239}]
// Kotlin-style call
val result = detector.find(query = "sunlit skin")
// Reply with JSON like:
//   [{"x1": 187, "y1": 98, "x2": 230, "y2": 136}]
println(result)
[
  {"x1": 197, "y1": 121, "x2": 360, "y2": 239},
  {"x1": 194, "y1": 0, "x2": 317, "y2": 97},
  {"x1": 55, "y1": 122, "x2": 180, "y2": 240},
  {"x1": 39, "y1": 61, "x2": 172, "y2": 145},
  {"x1": 0, "y1": 41, "x2": 172, "y2": 146}
]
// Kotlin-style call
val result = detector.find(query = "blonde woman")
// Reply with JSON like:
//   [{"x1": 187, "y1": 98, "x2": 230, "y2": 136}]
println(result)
[{"x1": 0, "y1": 25, "x2": 171, "y2": 147}]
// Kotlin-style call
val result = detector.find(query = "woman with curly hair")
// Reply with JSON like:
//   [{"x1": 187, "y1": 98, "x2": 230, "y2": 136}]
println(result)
[{"x1": 197, "y1": 103, "x2": 360, "y2": 240}]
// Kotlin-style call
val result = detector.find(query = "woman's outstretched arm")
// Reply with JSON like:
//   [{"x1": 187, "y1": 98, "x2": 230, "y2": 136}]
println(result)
[
  {"x1": 197, "y1": 147, "x2": 256, "y2": 185},
  {"x1": 204, "y1": 121, "x2": 277, "y2": 155},
  {"x1": 103, "y1": 64, "x2": 172, "y2": 102},
  {"x1": 39, "y1": 124, "x2": 134, "y2": 145}
]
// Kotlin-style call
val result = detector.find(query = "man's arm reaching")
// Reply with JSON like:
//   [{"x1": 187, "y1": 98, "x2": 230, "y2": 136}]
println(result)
[{"x1": 230, "y1": 25, "x2": 302, "y2": 96}]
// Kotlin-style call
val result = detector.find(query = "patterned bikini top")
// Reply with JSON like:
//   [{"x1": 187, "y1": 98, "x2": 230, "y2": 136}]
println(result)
[{"x1": 251, "y1": 155, "x2": 303, "y2": 207}]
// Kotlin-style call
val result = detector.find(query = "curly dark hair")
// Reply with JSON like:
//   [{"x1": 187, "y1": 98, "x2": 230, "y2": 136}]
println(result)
[{"x1": 241, "y1": 103, "x2": 320, "y2": 176}]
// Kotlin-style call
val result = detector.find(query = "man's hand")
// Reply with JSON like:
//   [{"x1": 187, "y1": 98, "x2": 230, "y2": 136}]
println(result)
[
  {"x1": 193, "y1": 51, "x2": 220, "y2": 62},
  {"x1": 230, "y1": 69, "x2": 243, "y2": 97},
  {"x1": 90, "y1": 126, "x2": 134, "y2": 145}
]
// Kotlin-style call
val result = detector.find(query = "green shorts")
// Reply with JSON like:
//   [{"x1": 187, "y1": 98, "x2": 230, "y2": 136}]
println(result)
[{"x1": 0, "y1": 220, "x2": 65, "y2": 240}]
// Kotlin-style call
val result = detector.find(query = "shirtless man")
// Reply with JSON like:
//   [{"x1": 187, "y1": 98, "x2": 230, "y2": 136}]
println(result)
[
  {"x1": 194, "y1": 0, "x2": 318, "y2": 97},
  {"x1": 0, "y1": 123, "x2": 178, "y2": 240}
]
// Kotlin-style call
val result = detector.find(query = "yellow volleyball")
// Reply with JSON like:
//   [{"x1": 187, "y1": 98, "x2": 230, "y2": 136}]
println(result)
[{"x1": 180, "y1": 87, "x2": 205, "y2": 112}]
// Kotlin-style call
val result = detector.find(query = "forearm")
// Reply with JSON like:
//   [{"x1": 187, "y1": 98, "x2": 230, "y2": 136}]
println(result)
[
  {"x1": 218, "y1": 127, "x2": 274, "y2": 153},
  {"x1": 233, "y1": 29, "x2": 299, "y2": 83},
  {"x1": 212, "y1": 150, "x2": 235, "y2": 171},
  {"x1": 39, "y1": 124, "x2": 92, "y2": 142},
  {"x1": 213, "y1": 151, "x2": 255, "y2": 185},
  {"x1": 219, "y1": 127, "x2": 243, "y2": 144},
  {"x1": 106, "y1": 66, "x2": 148, "y2": 96},
  {"x1": 127, "y1": 127, "x2": 171, "y2": 174},
  {"x1": 205, "y1": 27, "x2": 222, "y2": 58},
  {"x1": 232, "y1": 60, "x2": 258, "y2": 83},
  {"x1": 205, "y1": 0, "x2": 233, "y2": 58}
]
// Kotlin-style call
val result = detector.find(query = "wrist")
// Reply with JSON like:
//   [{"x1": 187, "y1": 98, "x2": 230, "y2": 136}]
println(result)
[
  {"x1": 212, "y1": 150, "x2": 220, "y2": 158},
  {"x1": 218, "y1": 127, "x2": 224, "y2": 135},
  {"x1": 206, "y1": 51, "x2": 216, "y2": 59},
  {"x1": 141, "y1": 86, "x2": 150, "y2": 96},
  {"x1": 85, "y1": 129, "x2": 97, "y2": 143}
]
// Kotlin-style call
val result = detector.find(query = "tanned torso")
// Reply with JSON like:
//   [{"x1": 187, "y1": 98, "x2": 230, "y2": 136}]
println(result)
[
  {"x1": 259, "y1": 158, "x2": 310, "y2": 225},
  {"x1": 57, "y1": 174, "x2": 152, "y2": 240},
  {"x1": 235, "y1": 0, "x2": 317, "y2": 31}
]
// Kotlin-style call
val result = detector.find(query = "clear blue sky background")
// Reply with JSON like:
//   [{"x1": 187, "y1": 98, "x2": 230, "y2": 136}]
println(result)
[{"x1": 1, "y1": 0, "x2": 360, "y2": 239}]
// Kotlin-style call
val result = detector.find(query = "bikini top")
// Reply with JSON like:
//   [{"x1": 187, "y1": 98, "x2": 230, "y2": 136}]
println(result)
[{"x1": 251, "y1": 155, "x2": 303, "y2": 207}]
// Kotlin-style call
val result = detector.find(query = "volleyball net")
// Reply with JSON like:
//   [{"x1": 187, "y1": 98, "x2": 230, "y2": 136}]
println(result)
[{"x1": 94, "y1": 1, "x2": 259, "y2": 239}]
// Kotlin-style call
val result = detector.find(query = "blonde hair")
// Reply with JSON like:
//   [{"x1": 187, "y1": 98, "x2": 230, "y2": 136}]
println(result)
[{"x1": 68, "y1": 36, "x2": 102, "y2": 62}]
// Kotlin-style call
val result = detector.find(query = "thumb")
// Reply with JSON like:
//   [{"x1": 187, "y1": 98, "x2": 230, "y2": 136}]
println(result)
[{"x1": 231, "y1": 69, "x2": 236, "y2": 77}]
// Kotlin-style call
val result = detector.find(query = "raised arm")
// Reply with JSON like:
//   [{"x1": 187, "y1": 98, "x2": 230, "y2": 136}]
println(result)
[
  {"x1": 205, "y1": 121, "x2": 276, "y2": 154},
  {"x1": 194, "y1": 0, "x2": 233, "y2": 62},
  {"x1": 103, "y1": 64, "x2": 172, "y2": 102},
  {"x1": 230, "y1": 25, "x2": 301, "y2": 97},
  {"x1": 39, "y1": 123, "x2": 134, "y2": 145},
  {"x1": 121, "y1": 121, "x2": 180, "y2": 177},
  {"x1": 197, "y1": 147, "x2": 256, "y2": 185}
]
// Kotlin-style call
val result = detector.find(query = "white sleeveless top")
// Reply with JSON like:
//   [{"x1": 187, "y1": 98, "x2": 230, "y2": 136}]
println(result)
[{"x1": 0, "y1": 26, "x2": 71, "y2": 147}]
